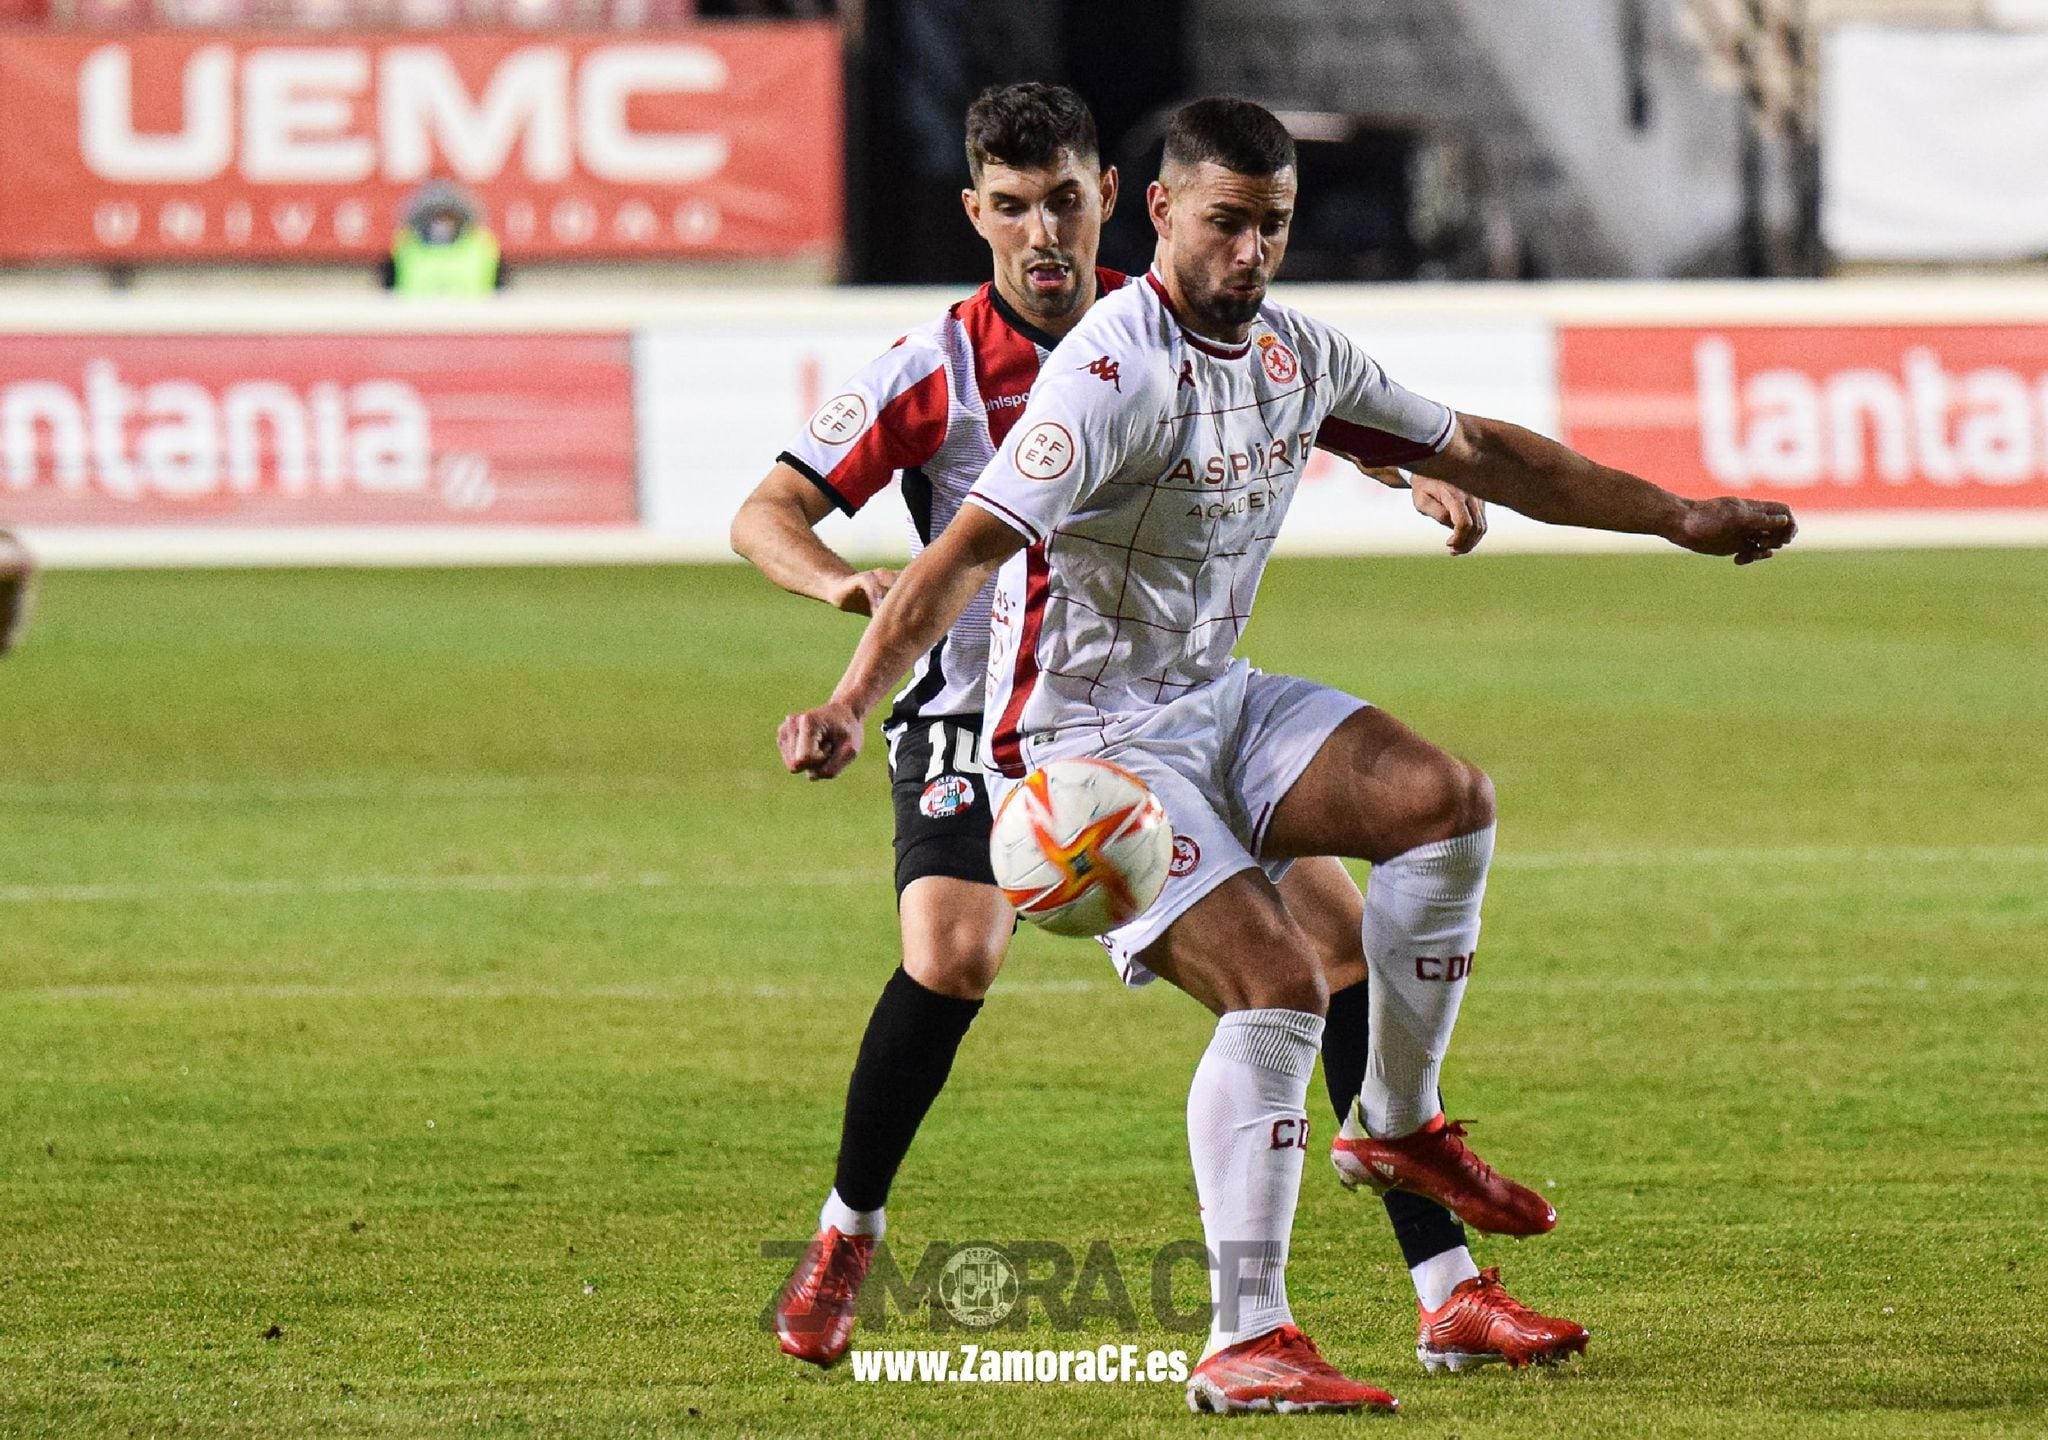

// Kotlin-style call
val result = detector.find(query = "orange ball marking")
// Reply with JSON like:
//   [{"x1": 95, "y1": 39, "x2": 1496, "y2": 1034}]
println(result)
[{"x1": 999, "y1": 768, "x2": 1158, "y2": 925}]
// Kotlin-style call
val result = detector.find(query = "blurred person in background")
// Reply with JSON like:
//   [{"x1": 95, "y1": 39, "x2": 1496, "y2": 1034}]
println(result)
[
  {"x1": 0, "y1": 529, "x2": 33, "y2": 658},
  {"x1": 381, "y1": 181, "x2": 506, "y2": 297}
]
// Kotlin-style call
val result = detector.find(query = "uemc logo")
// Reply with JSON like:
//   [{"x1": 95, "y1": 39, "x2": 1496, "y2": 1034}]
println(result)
[{"x1": 79, "y1": 43, "x2": 732, "y2": 186}]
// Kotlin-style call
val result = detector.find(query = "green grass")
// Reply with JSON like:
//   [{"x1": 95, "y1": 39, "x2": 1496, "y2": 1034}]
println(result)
[{"x1": 0, "y1": 551, "x2": 2043, "y2": 1437}]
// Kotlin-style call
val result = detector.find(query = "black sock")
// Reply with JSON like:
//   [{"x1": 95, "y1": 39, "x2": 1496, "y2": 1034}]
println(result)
[
  {"x1": 831, "y1": 966, "x2": 984, "y2": 1213},
  {"x1": 1322, "y1": 979, "x2": 1470, "y2": 1269}
]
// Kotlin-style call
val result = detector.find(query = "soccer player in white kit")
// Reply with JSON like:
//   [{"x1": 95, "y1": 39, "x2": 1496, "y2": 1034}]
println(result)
[
  {"x1": 783, "y1": 98, "x2": 1795, "y2": 1414},
  {"x1": 746, "y1": 86, "x2": 1579, "y2": 1377}
]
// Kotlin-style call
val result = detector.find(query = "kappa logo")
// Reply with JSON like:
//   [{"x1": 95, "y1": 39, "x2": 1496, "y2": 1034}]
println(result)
[
  {"x1": 919, "y1": 774, "x2": 976, "y2": 819},
  {"x1": 1177, "y1": 359, "x2": 1195, "y2": 390},
  {"x1": 1083, "y1": 355, "x2": 1122, "y2": 391},
  {"x1": 1014, "y1": 421, "x2": 1076, "y2": 481},
  {"x1": 1257, "y1": 334, "x2": 1298, "y2": 385},
  {"x1": 809, "y1": 392, "x2": 868, "y2": 445},
  {"x1": 1168, "y1": 834, "x2": 1200, "y2": 878}
]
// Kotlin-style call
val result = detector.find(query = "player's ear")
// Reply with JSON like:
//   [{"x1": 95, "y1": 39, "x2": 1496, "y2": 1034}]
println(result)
[
  {"x1": 1098, "y1": 165, "x2": 1120, "y2": 221},
  {"x1": 1146, "y1": 180, "x2": 1172, "y2": 240},
  {"x1": 961, "y1": 186, "x2": 984, "y2": 235}
]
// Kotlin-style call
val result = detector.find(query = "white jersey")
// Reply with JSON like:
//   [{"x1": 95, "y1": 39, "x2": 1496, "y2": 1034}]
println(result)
[
  {"x1": 966, "y1": 271, "x2": 1454, "y2": 776},
  {"x1": 778, "y1": 270, "x2": 1128, "y2": 729}
]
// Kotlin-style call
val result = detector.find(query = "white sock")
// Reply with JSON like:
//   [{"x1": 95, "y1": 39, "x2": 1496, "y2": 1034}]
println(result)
[
  {"x1": 1359, "y1": 824, "x2": 1495, "y2": 1138},
  {"x1": 819, "y1": 1189, "x2": 884, "y2": 1239},
  {"x1": 1187, "y1": 1007, "x2": 1325, "y2": 1356},
  {"x1": 1411, "y1": 1246, "x2": 1481, "y2": 1310}
]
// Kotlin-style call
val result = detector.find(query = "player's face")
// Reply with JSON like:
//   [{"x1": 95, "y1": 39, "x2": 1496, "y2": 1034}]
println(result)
[
  {"x1": 1149, "y1": 162, "x2": 1296, "y2": 337},
  {"x1": 963, "y1": 153, "x2": 1118, "y2": 330}
]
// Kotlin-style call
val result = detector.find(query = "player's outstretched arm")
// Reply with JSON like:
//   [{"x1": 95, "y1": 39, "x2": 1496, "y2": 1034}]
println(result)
[
  {"x1": 730, "y1": 463, "x2": 899, "y2": 616},
  {"x1": 1411, "y1": 414, "x2": 1796, "y2": 564},
  {"x1": 779, "y1": 506, "x2": 1026, "y2": 780}
]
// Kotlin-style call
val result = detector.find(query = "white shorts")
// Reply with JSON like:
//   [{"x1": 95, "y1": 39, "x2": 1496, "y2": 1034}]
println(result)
[{"x1": 993, "y1": 659, "x2": 1368, "y2": 987}]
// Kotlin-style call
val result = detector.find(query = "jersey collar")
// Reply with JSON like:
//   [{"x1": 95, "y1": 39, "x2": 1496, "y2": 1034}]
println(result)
[
  {"x1": 1145, "y1": 269, "x2": 1253, "y2": 360},
  {"x1": 986, "y1": 280, "x2": 1067, "y2": 353}
]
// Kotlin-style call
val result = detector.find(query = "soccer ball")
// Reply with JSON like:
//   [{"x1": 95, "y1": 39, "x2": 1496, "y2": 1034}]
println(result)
[{"x1": 989, "y1": 758, "x2": 1173, "y2": 937}]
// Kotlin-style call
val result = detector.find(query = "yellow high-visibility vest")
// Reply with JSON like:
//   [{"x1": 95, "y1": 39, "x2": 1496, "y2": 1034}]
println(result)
[{"x1": 390, "y1": 226, "x2": 500, "y2": 297}]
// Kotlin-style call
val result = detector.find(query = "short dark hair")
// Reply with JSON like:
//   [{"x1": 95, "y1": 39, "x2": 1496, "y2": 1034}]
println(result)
[
  {"x1": 964, "y1": 83, "x2": 1099, "y2": 182},
  {"x1": 1162, "y1": 97, "x2": 1296, "y2": 177}
]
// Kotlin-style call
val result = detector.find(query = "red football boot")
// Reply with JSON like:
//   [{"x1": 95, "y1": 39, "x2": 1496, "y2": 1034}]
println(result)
[
  {"x1": 1331, "y1": 1110, "x2": 1556, "y2": 1237},
  {"x1": 1417, "y1": 1267, "x2": 1589, "y2": 1371},
  {"x1": 774, "y1": 1227, "x2": 874, "y2": 1367},
  {"x1": 1185, "y1": 1325, "x2": 1400, "y2": 1416}
]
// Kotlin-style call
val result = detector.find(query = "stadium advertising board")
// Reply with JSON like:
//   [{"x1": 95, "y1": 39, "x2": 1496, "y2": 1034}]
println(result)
[
  {"x1": 634, "y1": 313, "x2": 1559, "y2": 559},
  {"x1": 0, "y1": 27, "x2": 840, "y2": 261},
  {"x1": 0, "y1": 334, "x2": 637, "y2": 525},
  {"x1": 1559, "y1": 325, "x2": 2048, "y2": 510}
]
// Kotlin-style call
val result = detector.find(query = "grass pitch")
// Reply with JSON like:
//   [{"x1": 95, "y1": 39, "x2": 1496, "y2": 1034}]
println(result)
[{"x1": 1, "y1": 551, "x2": 2044, "y2": 1438}]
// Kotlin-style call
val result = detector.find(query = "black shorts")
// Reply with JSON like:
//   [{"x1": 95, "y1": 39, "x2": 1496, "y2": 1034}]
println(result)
[{"x1": 888, "y1": 715, "x2": 996, "y2": 896}]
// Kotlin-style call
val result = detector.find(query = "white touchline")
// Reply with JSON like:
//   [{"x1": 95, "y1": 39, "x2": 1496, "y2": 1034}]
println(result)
[
  {"x1": 0, "y1": 868, "x2": 886, "y2": 905},
  {"x1": 0, "y1": 845, "x2": 2041, "y2": 907},
  {"x1": 1497, "y1": 843, "x2": 2048, "y2": 870},
  {"x1": 0, "y1": 871, "x2": 689, "y2": 905},
  {"x1": 0, "y1": 871, "x2": 668, "y2": 904},
  {"x1": 18, "y1": 976, "x2": 1127, "y2": 1004},
  {"x1": 15, "y1": 973, "x2": 2048, "y2": 1005},
  {"x1": 0, "y1": 775, "x2": 688, "y2": 806}
]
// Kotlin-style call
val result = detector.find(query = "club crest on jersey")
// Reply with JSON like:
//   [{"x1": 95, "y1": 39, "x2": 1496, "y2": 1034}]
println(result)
[
  {"x1": 1015, "y1": 421, "x2": 1077, "y2": 481},
  {"x1": 919, "y1": 775, "x2": 976, "y2": 819},
  {"x1": 809, "y1": 392, "x2": 869, "y2": 445},
  {"x1": 1082, "y1": 355, "x2": 1122, "y2": 391},
  {"x1": 1257, "y1": 334, "x2": 1298, "y2": 385},
  {"x1": 1169, "y1": 834, "x2": 1201, "y2": 877}
]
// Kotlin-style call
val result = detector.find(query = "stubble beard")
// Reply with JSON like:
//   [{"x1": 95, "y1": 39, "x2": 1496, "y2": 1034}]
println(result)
[
  {"x1": 1175, "y1": 255, "x2": 1265, "y2": 334},
  {"x1": 1031, "y1": 275, "x2": 1085, "y2": 320},
  {"x1": 1188, "y1": 279, "x2": 1263, "y2": 333},
  {"x1": 1202, "y1": 288, "x2": 1263, "y2": 330}
]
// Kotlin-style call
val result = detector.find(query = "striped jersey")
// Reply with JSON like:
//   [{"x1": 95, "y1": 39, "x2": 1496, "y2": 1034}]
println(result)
[
  {"x1": 966, "y1": 271, "x2": 1457, "y2": 777},
  {"x1": 778, "y1": 269, "x2": 1129, "y2": 729}
]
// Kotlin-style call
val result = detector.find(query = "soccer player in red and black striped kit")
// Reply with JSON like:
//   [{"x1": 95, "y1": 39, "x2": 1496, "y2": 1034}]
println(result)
[{"x1": 732, "y1": 83, "x2": 1584, "y2": 1377}]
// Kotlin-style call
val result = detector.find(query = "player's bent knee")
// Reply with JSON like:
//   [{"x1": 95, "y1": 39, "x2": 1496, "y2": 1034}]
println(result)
[
  {"x1": 1399, "y1": 756, "x2": 1495, "y2": 850},
  {"x1": 901, "y1": 914, "x2": 1006, "y2": 998},
  {"x1": 1146, "y1": 900, "x2": 1329, "y2": 1016},
  {"x1": 1463, "y1": 762, "x2": 1498, "y2": 833},
  {"x1": 1232, "y1": 915, "x2": 1329, "y2": 1016},
  {"x1": 902, "y1": 942, "x2": 1003, "y2": 1000},
  {"x1": 1256, "y1": 961, "x2": 1329, "y2": 1018},
  {"x1": 899, "y1": 877, "x2": 1011, "y2": 1000}
]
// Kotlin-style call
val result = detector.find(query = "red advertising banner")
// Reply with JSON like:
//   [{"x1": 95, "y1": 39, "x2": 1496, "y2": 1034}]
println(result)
[
  {"x1": 0, "y1": 27, "x2": 840, "y2": 261},
  {"x1": 1559, "y1": 324, "x2": 2048, "y2": 509},
  {"x1": 0, "y1": 333, "x2": 637, "y2": 525}
]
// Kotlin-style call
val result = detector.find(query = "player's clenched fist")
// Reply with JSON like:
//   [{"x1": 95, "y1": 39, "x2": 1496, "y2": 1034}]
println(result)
[
  {"x1": 780, "y1": 702, "x2": 863, "y2": 779},
  {"x1": 1673, "y1": 497, "x2": 1798, "y2": 565},
  {"x1": 830, "y1": 568, "x2": 899, "y2": 617}
]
